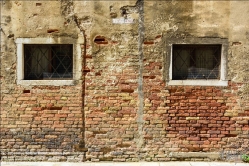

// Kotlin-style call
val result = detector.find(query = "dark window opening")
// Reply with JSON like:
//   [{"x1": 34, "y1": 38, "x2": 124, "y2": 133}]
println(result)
[
  {"x1": 24, "y1": 44, "x2": 73, "y2": 80},
  {"x1": 172, "y1": 44, "x2": 221, "y2": 80}
]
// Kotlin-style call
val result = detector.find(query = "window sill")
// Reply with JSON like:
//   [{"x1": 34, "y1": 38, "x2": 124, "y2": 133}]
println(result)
[
  {"x1": 17, "y1": 80, "x2": 77, "y2": 86},
  {"x1": 167, "y1": 80, "x2": 228, "y2": 86}
]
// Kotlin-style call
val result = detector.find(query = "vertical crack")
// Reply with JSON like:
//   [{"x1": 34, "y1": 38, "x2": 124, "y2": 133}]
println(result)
[
  {"x1": 60, "y1": 0, "x2": 87, "y2": 160},
  {"x1": 137, "y1": 0, "x2": 144, "y2": 160},
  {"x1": 73, "y1": 15, "x2": 87, "y2": 153},
  {"x1": 121, "y1": 0, "x2": 145, "y2": 160}
]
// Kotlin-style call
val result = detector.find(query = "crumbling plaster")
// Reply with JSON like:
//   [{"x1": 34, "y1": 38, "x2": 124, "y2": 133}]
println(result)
[{"x1": 1, "y1": 0, "x2": 249, "y2": 162}]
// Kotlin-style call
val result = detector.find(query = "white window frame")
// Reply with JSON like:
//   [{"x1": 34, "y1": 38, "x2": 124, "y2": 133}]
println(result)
[
  {"x1": 167, "y1": 38, "x2": 228, "y2": 86},
  {"x1": 16, "y1": 37, "x2": 83, "y2": 86}
]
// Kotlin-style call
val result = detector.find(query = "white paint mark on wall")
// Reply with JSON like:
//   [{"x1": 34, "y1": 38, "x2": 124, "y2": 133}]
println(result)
[{"x1": 112, "y1": 18, "x2": 134, "y2": 24}]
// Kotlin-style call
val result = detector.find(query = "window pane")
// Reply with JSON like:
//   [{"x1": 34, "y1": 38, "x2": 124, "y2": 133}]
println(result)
[
  {"x1": 172, "y1": 44, "x2": 221, "y2": 80},
  {"x1": 24, "y1": 44, "x2": 73, "y2": 80},
  {"x1": 172, "y1": 49, "x2": 190, "y2": 80}
]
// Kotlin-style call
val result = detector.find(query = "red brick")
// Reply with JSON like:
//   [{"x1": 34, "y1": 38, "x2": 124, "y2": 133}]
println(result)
[{"x1": 187, "y1": 137, "x2": 200, "y2": 141}]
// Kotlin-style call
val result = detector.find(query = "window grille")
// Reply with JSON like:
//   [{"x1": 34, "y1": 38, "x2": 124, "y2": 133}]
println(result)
[
  {"x1": 172, "y1": 44, "x2": 221, "y2": 80},
  {"x1": 24, "y1": 44, "x2": 73, "y2": 80}
]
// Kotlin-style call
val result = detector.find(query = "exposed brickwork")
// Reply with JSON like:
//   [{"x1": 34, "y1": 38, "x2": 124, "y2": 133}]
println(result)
[
  {"x1": 1, "y1": 0, "x2": 249, "y2": 163},
  {"x1": 83, "y1": 33, "x2": 140, "y2": 161},
  {"x1": 1, "y1": 85, "x2": 85, "y2": 161},
  {"x1": 1, "y1": 41, "x2": 249, "y2": 162},
  {"x1": 56, "y1": 36, "x2": 243, "y2": 162},
  {"x1": 2, "y1": 38, "x2": 249, "y2": 162},
  {"x1": 81, "y1": 42, "x2": 249, "y2": 161}
]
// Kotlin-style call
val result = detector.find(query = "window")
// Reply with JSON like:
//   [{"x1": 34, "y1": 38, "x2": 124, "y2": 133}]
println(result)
[
  {"x1": 16, "y1": 37, "x2": 83, "y2": 86},
  {"x1": 166, "y1": 38, "x2": 228, "y2": 86},
  {"x1": 24, "y1": 44, "x2": 73, "y2": 80},
  {"x1": 172, "y1": 44, "x2": 221, "y2": 80}
]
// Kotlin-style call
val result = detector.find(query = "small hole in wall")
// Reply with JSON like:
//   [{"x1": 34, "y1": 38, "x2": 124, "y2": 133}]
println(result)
[
  {"x1": 144, "y1": 41, "x2": 154, "y2": 45},
  {"x1": 23, "y1": 90, "x2": 30, "y2": 93},
  {"x1": 50, "y1": 107, "x2": 62, "y2": 110},
  {"x1": 110, "y1": 12, "x2": 117, "y2": 18},
  {"x1": 94, "y1": 36, "x2": 108, "y2": 44},
  {"x1": 47, "y1": 29, "x2": 59, "y2": 33},
  {"x1": 36, "y1": 3, "x2": 42, "y2": 6}
]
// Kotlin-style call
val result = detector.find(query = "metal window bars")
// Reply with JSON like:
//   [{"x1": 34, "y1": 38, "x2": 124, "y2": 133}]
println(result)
[
  {"x1": 172, "y1": 44, "x2": 221, "y2": 80},
  {"x1": 24, "y1": 44, "x2": 73, "y2": 80}
]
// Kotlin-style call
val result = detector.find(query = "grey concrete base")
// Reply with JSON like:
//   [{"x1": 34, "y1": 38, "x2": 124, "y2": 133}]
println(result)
[{"x1": 1, "y1": 162, "x2": 248, "y2": 166}]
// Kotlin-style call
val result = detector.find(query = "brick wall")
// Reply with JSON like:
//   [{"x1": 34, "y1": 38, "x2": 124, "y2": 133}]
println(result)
[
  {"x1": 1, "y1": 85, "x2": 85, "y2": 161},
  {"x1": 1, "y1": 36, "x2": 249, "y2": 162},
  {"x1": 1, "y1": 37, "x2": 249, "y2": 162},
  {"x1": 81, "y1": 40, "x2": 249, "y2": 161},
  {"x1": 1, "y1": 0, "x2": 249, "y2": 162}
]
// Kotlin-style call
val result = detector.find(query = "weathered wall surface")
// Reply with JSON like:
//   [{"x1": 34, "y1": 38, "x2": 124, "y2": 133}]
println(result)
[
  {"x1": 1, "y1": 0, "x2": 249, "y2": 162},
  {"x1": 1, "y1": 1, "x2": 85, "y2": 161}
]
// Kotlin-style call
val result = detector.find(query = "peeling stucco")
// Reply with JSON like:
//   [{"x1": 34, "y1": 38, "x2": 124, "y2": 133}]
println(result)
[{"x1": 1, "y1": 0, "x2": 249, "y2": 162}]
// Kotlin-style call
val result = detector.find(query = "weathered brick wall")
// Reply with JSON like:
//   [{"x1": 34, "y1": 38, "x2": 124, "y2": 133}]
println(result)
[
  {"x1": 82, "y1": 39, "x2": 249, "y2": 161},
  {"x1": 1, "y1": 0, "x2": 249, "y2": 162},
  {"x1": 1, "y1": 85, "x2": 85, "y2": 161},
  {"x1": 84, "y1": 32, "x2": 140, "y2": 161}
]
